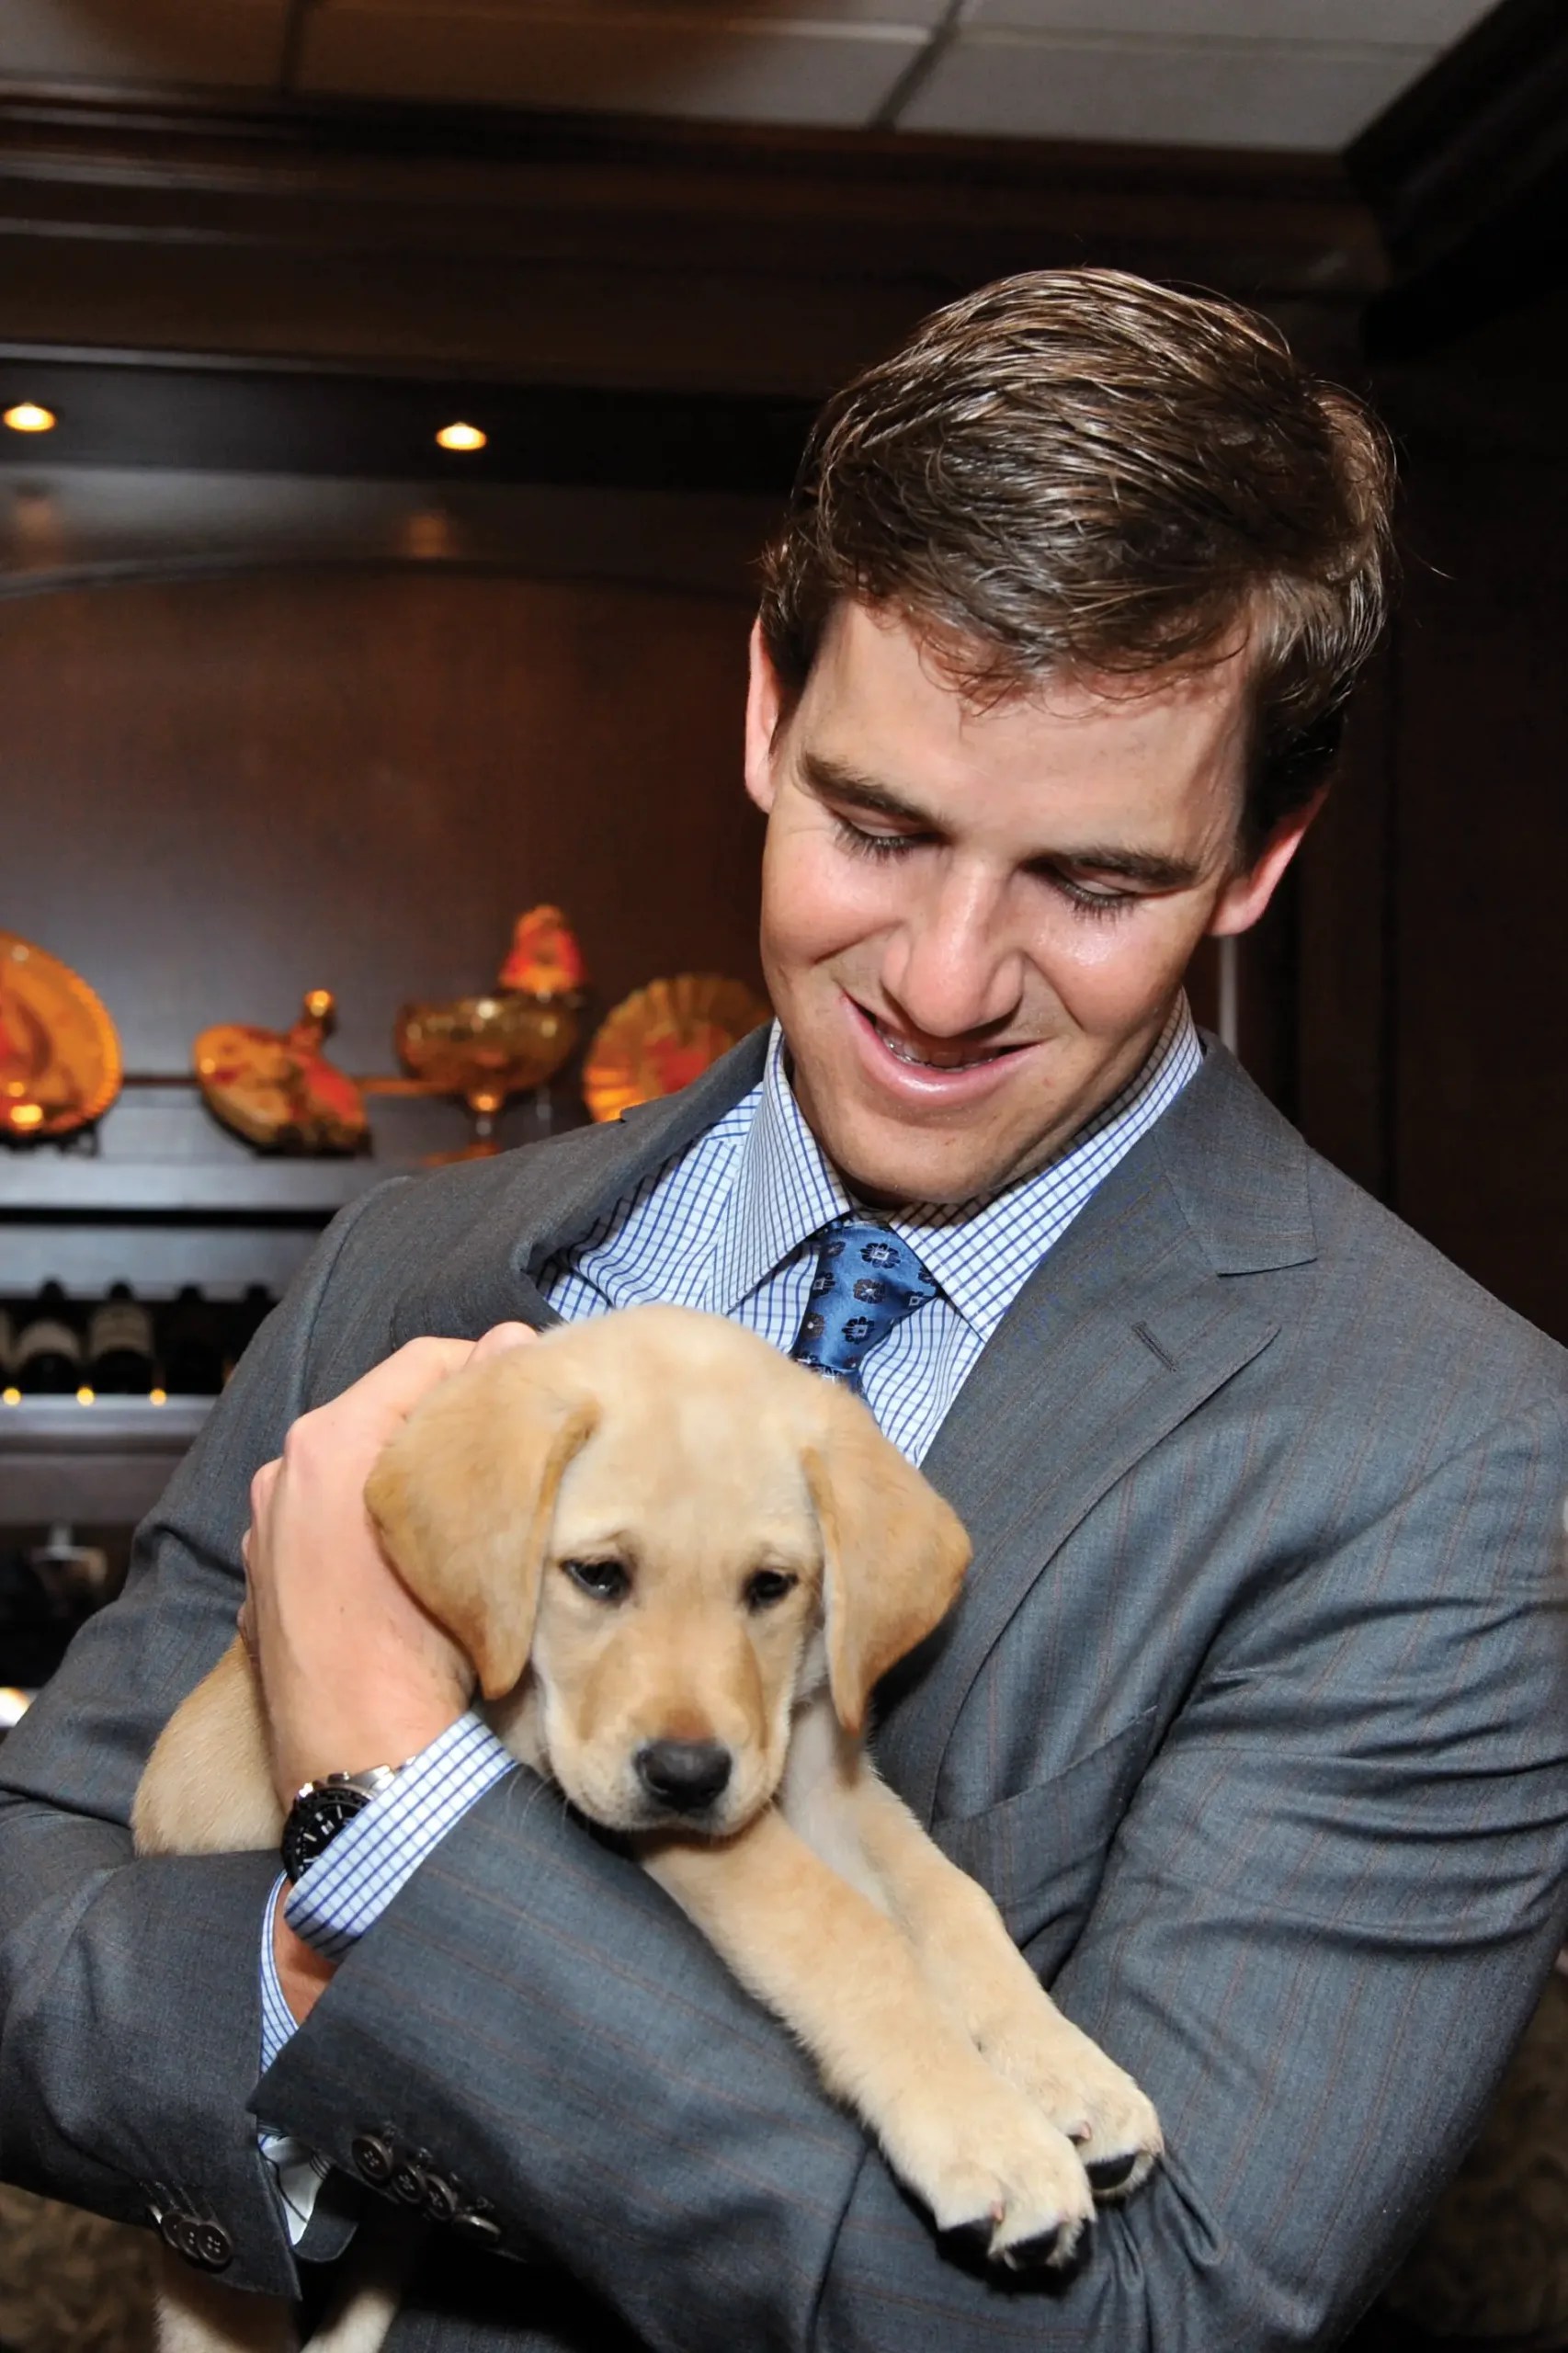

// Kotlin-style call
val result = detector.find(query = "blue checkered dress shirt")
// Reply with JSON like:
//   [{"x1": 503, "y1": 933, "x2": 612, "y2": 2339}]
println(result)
[{"x1": 259, "y1": 1000, "x2": 1201, "y2": 2236}]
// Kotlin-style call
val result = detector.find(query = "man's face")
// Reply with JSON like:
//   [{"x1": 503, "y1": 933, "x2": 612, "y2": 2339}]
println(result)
[{"x1": 744, "y1": 602, "x2": 1312, "y2": 1208}]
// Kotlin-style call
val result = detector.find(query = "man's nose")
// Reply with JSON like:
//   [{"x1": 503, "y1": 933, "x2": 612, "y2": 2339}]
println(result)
[{"x1": 881, "y1": 870, "x2": 1024, "y2": 1037}]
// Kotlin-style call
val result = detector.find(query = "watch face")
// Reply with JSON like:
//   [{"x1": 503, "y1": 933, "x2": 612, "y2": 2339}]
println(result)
[{"x1": 281, "y1": 1782, "x2": 373, "y2": 1882}]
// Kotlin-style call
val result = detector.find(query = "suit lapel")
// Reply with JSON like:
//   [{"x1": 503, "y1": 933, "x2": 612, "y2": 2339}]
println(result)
[
  {"x1": 874, "y1": 1045, "x2": 1316, "y2": 1821},
  {"x1": 389, "y1": 1027, "x2": 772, "y2": 1345}
]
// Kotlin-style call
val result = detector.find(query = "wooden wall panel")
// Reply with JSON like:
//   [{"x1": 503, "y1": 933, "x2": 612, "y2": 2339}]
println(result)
[
  {"x1": 1, "y1": 566, "x2": 762, "y2": 1079},
  {"x1": 1382, "y1": 460, "x2": 1568, "y2": 1342}
]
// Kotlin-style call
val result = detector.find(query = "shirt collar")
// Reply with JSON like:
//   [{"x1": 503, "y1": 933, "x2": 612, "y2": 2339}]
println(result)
[{"x1": 709, "y1": 997, "x2": 1200, "y2": 1336}]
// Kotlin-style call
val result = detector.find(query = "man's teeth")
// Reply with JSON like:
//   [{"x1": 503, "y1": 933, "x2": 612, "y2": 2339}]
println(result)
[{"x1": 875, "y1": 1023, "x2": 1003, "y2": 1072}]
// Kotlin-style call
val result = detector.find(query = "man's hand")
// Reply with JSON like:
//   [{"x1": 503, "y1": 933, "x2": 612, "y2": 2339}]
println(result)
[
  {"x1": 240, "y1": 1324, "x2": 538, "y2": 1813},
  {"x1": 245, "y1": 1323, "x2": 538, "y2": 2026}
]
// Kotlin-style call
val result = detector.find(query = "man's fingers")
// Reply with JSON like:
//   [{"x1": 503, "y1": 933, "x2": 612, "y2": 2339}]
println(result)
[
  {"x1": 344, "y1": 1335, "x2": 476, "y2": 1417},
  {"x1": 469, "y1": 1321, "x2": 540, "y2": 1364},
  {"x1": 283, "y1": 1337, "x2": 476, "y2": 1461}
]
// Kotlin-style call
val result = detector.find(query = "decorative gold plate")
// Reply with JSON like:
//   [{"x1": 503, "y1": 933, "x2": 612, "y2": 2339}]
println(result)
[
  {"x1": 0, "y1": 932, "x2": 122, "y2": 1141},
  {"x1": 194, "y1": 988, "x2": 367, "y2": 1154},
  {"x1": 583, "y1": 974, "x2": 769, "y2": 1123}
]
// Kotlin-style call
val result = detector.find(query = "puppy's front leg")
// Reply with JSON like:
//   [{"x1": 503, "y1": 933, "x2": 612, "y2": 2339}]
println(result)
[
  {"x1": 641, "y1": 1809, "x2": 1095, "y2": 2268},
  {"x1": 845, "y1": 1772, "x2": 1162, "y2": 2200}
]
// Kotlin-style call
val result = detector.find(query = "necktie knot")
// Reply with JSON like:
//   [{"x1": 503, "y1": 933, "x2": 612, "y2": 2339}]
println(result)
[{"x1": 790, "y1": 1216, "x2": 936, "y2": 1392}]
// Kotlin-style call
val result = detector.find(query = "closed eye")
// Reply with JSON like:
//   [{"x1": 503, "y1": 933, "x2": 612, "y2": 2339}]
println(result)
[
  {"x1": 1044, "y1": 870, "x2": 1140, "y2": 920},
  {"x1": 831, "y1": 814, "x2": 926, "y2": 862},
  {"x1": 562, "y1": 1558, "x2": 631, "y2": 1604}
]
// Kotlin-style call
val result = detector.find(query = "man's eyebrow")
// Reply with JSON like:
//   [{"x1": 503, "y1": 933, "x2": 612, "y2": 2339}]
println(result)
[
  {"x1": 1043, "y1": 846, "x2": 1204, "y2": 889},
  {"x1": 799, "y1": 751, "x2": 1203, "y2": 890},
  {"x1": 799, "y1": 753, "x2": 928, "y2": 826}
]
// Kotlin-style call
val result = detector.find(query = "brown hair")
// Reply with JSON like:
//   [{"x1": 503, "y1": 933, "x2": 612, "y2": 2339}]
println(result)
[{"x1": 757, "y1": 268, "x2": 1394, "y2": 858}]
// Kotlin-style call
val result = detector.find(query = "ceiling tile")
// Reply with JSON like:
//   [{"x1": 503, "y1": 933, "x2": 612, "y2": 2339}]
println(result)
[
  {"x1": 298, "y1": 6, "x2": 926, "y2": 122},
  {"x1": 0, "y1": 0, "x2": 290, "y2": 88},
  {"x1": 963, "y1": 0, "x2": 1494, "y2": 44},
  {"x1": 900, "y1": 30, "x2": 1426, "y2": 149}
]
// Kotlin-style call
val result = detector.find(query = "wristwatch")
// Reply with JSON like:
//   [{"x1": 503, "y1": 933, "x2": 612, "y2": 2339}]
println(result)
[{"x1": 281, "y1": 1765, "x2": 402, "y2": 1882}]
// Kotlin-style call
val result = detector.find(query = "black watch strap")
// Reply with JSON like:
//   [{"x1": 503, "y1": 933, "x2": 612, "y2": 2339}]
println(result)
[{"x1": 281, "y1": 1765, "x2": 402, "y2": 1883}]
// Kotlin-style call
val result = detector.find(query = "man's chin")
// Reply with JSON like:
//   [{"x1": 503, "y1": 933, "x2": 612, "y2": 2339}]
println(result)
[{"x1": 812, "y1": 1106, "x2": 1037, "y2": 1211}]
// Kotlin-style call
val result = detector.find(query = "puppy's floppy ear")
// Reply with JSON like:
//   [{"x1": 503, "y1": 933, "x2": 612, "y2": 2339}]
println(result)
[
  {"x1": 365, "y1": 1349, "x2": 597, "y2": 1702},
  {"x1": 802, "y1": 1384, "x2": 971, "y2": 1737}
]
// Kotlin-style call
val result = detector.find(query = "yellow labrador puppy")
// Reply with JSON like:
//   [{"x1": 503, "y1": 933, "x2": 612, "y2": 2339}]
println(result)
[{"x1": 135, "y1": 1305, "x2": 1160, "y2": 2352}]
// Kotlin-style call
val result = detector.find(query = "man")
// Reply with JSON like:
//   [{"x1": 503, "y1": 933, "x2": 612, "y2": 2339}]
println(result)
[{"x1": 3, "y1": 269, "x2": 1566, "y2": 2351}]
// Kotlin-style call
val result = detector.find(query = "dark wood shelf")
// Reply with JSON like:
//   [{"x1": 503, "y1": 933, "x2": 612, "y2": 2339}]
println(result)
[
  {"x1": 1, "y1": 1082, "x2": 585, "y2": 1296},
  {"x1": 0, "y1": 1153, "x2": 402, "y2": 1218},
  {"x1": 0, "y1": 1392, "x2": 211, "y2": 1524}
]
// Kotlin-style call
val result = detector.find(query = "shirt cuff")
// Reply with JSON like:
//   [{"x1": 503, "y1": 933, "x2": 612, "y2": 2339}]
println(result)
[
  {"x1": 259, "y1": 1870, "x2": 297, "y2": 2072},
  {"x1": 258, "y1": 1871, "x2": 329, "y2": 2245},
  {"x1": 283, "y1": 1712, "x2": 517, "y2": 1963}
]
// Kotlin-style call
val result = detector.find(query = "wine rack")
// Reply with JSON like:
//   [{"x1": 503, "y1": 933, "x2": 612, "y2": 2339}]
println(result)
[{"x1": 0, "y1": 1074, "x2": 582, "y2": 1539}]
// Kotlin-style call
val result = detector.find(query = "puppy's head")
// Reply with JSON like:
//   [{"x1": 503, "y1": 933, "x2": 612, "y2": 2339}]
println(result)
[{"x1": 366, "y1": 1306, "x2": 969, "y2": 1835}]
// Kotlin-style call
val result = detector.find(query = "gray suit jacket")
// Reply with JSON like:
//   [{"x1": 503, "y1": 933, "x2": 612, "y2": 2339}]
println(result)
[{"x1": 4, "y1": 1036, "x2": 1568, "y2": 2352}]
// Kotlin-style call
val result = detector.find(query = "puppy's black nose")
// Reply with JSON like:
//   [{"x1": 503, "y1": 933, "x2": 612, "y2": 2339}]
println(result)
[{"x1": 635, "y1": 1740, "x2": 733, "y2": 1813}]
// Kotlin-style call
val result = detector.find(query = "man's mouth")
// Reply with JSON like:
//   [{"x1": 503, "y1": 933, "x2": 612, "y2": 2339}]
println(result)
[{"x1": 862, "y1": 1006, "x2": 1024, "y2": 1074}]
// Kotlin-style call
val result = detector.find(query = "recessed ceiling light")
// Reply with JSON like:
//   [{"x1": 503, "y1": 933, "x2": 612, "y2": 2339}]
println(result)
[
  {"x1": 436, "y1": 421, "x2": 486, "y2": 452},
  {"x1": 3, "y1": 402, "x2": 56, "y2": 434}
]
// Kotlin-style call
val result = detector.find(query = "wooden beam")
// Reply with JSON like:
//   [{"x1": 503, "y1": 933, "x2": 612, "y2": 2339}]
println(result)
[{"x1": 0, "y1": 89, "x2": 1383, "y2": 395}]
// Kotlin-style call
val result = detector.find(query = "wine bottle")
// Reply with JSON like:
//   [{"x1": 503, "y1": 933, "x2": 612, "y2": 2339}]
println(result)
[
  {"x1": 159, "y1": 1287, "x2": 225, "y2": 1396},
  {"x1": 224, "y1": 1285, "x2": 274, "y2": 1381},
  {"x1": 14, "y1": 1284, "x2": 83, "y2": 1396},
  {"x1": 86, "y1": 1284, "x2": 155, "y2": 1395}
]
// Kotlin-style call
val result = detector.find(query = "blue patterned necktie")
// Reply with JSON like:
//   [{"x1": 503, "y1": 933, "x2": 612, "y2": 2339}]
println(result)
[{"x1": 790, "y1": 1216, "x2": 938, "y2": 1394}]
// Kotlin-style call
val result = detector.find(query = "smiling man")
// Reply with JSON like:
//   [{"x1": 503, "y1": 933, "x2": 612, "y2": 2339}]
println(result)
[{"x1": 4, "y1": 270, "x2": 1566, "y2": 2353}]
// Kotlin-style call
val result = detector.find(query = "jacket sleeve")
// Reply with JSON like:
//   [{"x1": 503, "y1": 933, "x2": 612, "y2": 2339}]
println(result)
[
  {"x1": 0, "y1": 1183, "x2": 408, "y2": 2298},
  {"x1": 253, "y1": 1392, "x2": 1568, "y2": 2350}
]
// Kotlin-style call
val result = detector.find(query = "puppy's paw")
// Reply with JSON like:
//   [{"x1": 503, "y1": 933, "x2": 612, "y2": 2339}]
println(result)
[
  {"x1": 883, "y1": 2072, "x2": 1097, "y2": 2270},
  {"x1": 979, "y1": 2013, "x2": 1163, "y2": 2202}
]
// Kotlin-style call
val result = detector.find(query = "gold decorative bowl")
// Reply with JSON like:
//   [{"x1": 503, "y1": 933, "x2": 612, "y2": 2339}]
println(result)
[{"x1": 395, "y1": 989, "x2": 580, "y2": 1157}]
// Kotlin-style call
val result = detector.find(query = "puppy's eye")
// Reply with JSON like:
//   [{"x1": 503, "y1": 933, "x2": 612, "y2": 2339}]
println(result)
[
  {"x1": 744, "y1": 1568, "x2": 798, "y2": 1611},
  {"x1": 562, "y1": 1558, "x2": 631, "y2": 1604}
]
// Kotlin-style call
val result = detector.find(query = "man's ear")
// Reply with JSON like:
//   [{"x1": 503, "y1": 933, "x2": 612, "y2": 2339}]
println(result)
[
  {"x1": 364, "y1": 1351, "x2": 597, "y2": 1702},
  {"x1": 744, "y1": 617, "x2": 786, "y2": 819},
  {"x1": 1208, "y1": 786, "x2": 1328, "y2": 938},
  {"x1": 801, "y1": 1385, "x2": 971, "y2": 1737}
]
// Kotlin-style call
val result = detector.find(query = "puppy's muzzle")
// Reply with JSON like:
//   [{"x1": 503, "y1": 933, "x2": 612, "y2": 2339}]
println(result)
[{"x1": 635, "y1": 1739, "x2": 733, "y2": 1816}]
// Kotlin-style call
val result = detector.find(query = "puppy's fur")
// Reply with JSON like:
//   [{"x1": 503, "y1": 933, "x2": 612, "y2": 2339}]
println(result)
[{"x1": 135, "y1": 1305, "x2": 1161, "y2": 2352}]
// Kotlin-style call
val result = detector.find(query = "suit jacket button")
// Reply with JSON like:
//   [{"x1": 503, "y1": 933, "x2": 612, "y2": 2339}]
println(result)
[
  {"x1": 190, "y1": 2222, "x2": 233, "y2": 2272},
  {"x1": 351, "y1": 2132, "x2": 395, "y2": 2187},
  {"x1": 157, "y1": 2210, "x2": 191, "y2": 2255},
  {"x1": 391, "y1": 2158, "x2": 428, "y2": 2206},
  {"x1": 422, "y1": 2175, "x2": 460, "y2": 2226},
  {"x1": 451, "y1": 2209, "x2": 501, "y2": 2245}
]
